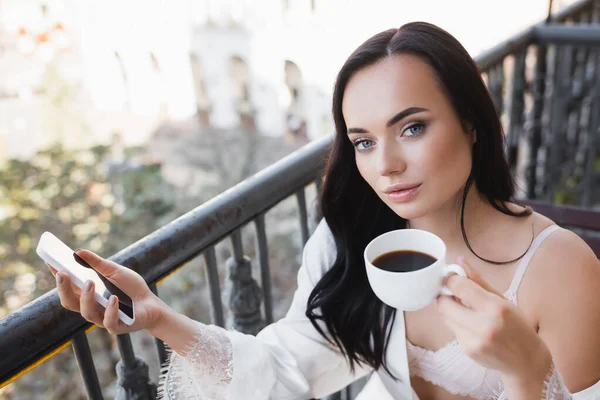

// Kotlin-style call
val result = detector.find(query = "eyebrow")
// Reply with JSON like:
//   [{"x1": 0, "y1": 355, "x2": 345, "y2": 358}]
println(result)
[{"x1": 347, "y1": 106, "x2": 429, "y2": 134}]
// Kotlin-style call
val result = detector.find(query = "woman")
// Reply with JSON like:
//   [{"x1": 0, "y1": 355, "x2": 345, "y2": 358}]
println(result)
[{"x1": 49, "y1": 22, "x2": 600, "y2": 399}]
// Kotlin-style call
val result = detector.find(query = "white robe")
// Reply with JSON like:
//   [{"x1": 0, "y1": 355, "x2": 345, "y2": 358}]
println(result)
[{"x1": 157, "y1": 219, "x2": 597, "y2": 399}]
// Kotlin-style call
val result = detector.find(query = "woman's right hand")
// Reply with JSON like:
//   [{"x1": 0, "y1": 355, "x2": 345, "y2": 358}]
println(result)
[{"x1": 47, "y1": 249, "x2": 166, "y2": 335}]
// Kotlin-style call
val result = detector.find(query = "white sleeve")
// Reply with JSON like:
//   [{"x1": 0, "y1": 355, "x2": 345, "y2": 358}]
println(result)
[{"x1": 157, "y1": 220, "x2": 372, "y2": 400}]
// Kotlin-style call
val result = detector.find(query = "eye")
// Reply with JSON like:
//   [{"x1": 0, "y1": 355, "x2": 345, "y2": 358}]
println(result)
[
  {"x1": 353, "y1": 139, "x2": 374, "y2": 152},
  {"x1": 403, "y1": 122, "x2": 425, "y2": 138}
]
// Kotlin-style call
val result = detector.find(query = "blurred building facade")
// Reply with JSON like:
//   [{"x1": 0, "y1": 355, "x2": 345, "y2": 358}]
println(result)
[
  {"x1": 0, "y1": 0, "x2": 570, "y2": 161},
  {"x1": 185, "y1": 0, "x2": 335, "y2": 140},
  {"x1": 0, "y1": 0, "x2": 339, "y2": 163}
]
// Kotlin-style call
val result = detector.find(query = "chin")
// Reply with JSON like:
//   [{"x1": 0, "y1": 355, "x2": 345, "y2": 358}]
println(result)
[{"x1": 385, "y1": 201, "x2": 430, "y2": 221}]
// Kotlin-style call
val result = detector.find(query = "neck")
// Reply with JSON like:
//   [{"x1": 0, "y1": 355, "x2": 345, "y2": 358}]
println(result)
[{"x1": 408, "y1": 184, "x2": 495, "y2": 248}]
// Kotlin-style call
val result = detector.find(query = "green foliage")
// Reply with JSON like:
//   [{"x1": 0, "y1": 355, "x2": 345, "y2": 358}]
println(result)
[
  {"x1": 0, "y1": 122, "x2": 305, "y2": 399},
  {"x1": 0, "y1": 144, "x2": 175, "y2": 317},
  {"x1": 0, "y1": 144, "x2": 176, "y2": 399},
  {"x1": 553, "y1": 175, "x2": 581, "y2": 206}
]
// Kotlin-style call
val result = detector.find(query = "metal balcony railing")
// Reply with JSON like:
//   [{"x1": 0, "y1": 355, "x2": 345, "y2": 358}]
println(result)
[
  {"x1": 477, "y1": 0, "x2": 600, "y2": 205},
  {"x1": 1, "y1": 0, "x2": 600, "y2": 398}
]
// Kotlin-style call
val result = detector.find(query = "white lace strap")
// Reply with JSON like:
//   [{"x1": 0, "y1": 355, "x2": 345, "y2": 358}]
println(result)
[
  {"x1": 506, "y1": 225, "x2": 561, "y2": 298},
  {"x1": 494, "y1": 359, "x2": 572, "y2": 400}
]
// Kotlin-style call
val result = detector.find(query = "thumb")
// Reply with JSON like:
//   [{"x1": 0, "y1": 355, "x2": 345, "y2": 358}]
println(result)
[
  {"x1": 74, "y1": 249, "x2": 147, "y2": 299},
  {"x1": 455, "y1": 256, "x2": 503, "y2": 298},
  {"x1": 74, "y1": 249, "x2": 121, "y2": 278}
]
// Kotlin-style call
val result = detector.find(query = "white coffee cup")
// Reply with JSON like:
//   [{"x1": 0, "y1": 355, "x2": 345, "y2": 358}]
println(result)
[{"x1": 364, "y1": 229, "x2": 466, "y2": 311}]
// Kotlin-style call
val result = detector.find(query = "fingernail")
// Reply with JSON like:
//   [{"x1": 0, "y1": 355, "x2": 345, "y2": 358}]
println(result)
[
  {"x1": 73, "y1": 252, "x2": 93, "y2": 269},
  {"x1": 84, "y1": 281, "x2": 92, "y2": 292},
  {"x1": 110, "y1": 296, "x2": 117, "y2": 306},
  {"x1": 56, "y1": 273, "x2": 63, "y2": 285}
]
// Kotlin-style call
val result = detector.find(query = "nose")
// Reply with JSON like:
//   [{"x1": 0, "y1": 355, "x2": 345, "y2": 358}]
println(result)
[{"x1": 378, "y1": 142, "x2": 406, "y2": 177}]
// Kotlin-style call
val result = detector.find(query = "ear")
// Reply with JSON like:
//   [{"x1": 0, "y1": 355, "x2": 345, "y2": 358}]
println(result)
[{"x1": 463, "y1": 121, "x2": 476, "y2": 144}]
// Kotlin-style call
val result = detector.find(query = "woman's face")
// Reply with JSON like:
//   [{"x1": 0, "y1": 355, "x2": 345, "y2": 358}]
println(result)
[{"x1": 342, "y1": 54, "x2": 474, "y2": 220}]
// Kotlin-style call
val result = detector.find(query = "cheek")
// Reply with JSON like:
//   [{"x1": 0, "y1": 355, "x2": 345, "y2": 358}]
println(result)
[
  {"x1": 423, "y1": 131, "x2": 472, "y2": 183},
  {"x1": 355, "y1": 153, "x2": 374, "y2": 186},
  {"x1": 355, "y1": 151, "x2": 388, "y2": 196}
]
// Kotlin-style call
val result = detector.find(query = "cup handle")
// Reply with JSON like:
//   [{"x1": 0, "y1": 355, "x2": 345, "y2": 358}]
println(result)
[{"x1": 440, "y1": 264, "x2": 467, "y2": 296}]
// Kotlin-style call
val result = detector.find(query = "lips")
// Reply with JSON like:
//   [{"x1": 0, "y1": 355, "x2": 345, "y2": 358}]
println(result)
[
  {"x1": 384, "y1": 183, "x2": 422, "y2": 203},
  {"x1": 384, "y1": 183, "x2": 421, "y2": 194}
]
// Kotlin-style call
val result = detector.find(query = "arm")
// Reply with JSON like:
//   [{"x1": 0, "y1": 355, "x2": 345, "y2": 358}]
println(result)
[
  {"x1": 149, "y1": 304, "x2": 207, "y2": 354},
  {"x1": 155, "y1": 220, "x2": 372, "y2": 399},
  {"x1": 53, "y1": 220, "x2": 369, "y2": 400},
  {"x1": 497, "y1": 228, "x2": 600, "y2": 399},
  {"x1": 529, "y1": 230, "x2": 600, "y2": 394},
  {"x1": 438, "y1": 239, "x2": 600, "y2": 400}
]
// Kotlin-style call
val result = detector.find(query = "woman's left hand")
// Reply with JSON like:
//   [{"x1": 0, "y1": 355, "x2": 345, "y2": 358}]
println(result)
[{"x1": 437, "y1": 257, "x2": 552, "y2": 387}]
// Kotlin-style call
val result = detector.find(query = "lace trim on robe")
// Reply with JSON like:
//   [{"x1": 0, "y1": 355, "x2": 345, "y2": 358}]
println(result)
[{"x1": 157, "y1": 324, "x2": 233, "y2": 400}]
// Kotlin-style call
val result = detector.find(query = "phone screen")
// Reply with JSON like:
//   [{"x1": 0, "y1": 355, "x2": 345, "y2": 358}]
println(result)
[{"x1": 38, "y1": 232, "x2": 134, "y2": 320}]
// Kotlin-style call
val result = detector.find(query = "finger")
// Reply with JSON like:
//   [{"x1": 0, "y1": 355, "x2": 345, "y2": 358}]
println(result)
[
  {"x1": 54, "y1": 270, "x2": 82, "y2": 296},
  {"x1": 443, "y1": 257, "x2": 503, "y2": 310},
  {"x1": 440, "y1": 317, "x2": 487, "y2": 362},
  {"x1": 47, "y1": 264, "x2": 58, "y2": 276},
  {"x1": 79, "y1": 280, "x2": 105, "y2": 327},
  {"x1": 103, "y1": 296, "x2": 124, "y2": 335},
  {"x1": 446, "y1": 274, "x2": 496, "y2": 311},
  {"x1": 437, "y1": 294, "x2": 480, "y2": 333},
  {"x1": 76, "y1": 250, "x2": 146, "y2": 300},
  {"x1": 437, "y1": 296, "x2": 505, "y2": 363},
  {"x1": 74, "y1": 249, "x2": 122, "y2": 278},
  {"x1": 455, "y1": 257, "x2": 503, "y2": 297},
  {"x1": 56, "y1": 272, "x2": 81, "y2": 312}
]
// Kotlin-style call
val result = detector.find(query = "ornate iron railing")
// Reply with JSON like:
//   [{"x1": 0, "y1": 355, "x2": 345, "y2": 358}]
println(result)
[
  {"x1": 0, "y1": 136, "x2": 330, "y2": 399},
  {"x1": 478, "y1": 0, "x2": 600, "y2": 206},
  {"x1": 1, "y1": 0, "x2": 599, "y2": 398}
]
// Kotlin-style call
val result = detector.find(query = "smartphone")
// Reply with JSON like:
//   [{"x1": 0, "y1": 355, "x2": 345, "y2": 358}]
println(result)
[{"x1": 36, "y1": 231, "x2": 135, "y2": 325}]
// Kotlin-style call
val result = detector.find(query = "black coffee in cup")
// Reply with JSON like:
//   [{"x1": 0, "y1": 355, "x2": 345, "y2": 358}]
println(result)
[{"x1": 372, "y1": 250, "x2": 436, "y2": 273}]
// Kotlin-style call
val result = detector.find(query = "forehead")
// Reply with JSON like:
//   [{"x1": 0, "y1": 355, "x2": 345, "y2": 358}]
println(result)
[{"x1": 342, "y1": 54, "x2": 447, "y2": 128}]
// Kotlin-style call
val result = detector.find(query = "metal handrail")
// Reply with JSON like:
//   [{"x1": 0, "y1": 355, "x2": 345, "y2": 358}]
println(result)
[
  {"x1": 0, "y1": 135, "x2": 332, "y2": 387},
  {"x1": 534, "y1": 24, "x2": 600, "y2": 44},
  {"x1": 476, "y1": 0, "x2": 594, "y2": 70}
]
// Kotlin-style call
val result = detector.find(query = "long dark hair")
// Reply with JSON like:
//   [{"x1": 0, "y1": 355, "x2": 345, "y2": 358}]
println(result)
[{"x1": 306, "y1": 22, "x2": 531, "y2": 376}]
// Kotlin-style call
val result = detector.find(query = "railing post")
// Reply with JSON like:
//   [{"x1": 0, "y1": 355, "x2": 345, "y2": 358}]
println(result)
[
  {"x1": 544, "y1": 42, "x2": 572, "y2": 201},
  {"x1": 296, "y1": 188, "x2": 310, "y2": 246},
  {"x1": 149, "y1": 284, "x2": 168, "y2": 366},
  {"x1": 582, "y1": 48, "x2": 600, "y2": 207},
  {"x1": 71, "y1": 330, "x2": 104, "y2": 400},
  {"x1": 228, "y1": 230, "x2": 266, "y2": 335},
  {"x1": 526, "y1": 42, "x2": 548, "y2": 199},
  {"x1": 489, "y1": 61, "x2": 505, "y2": 117},
  {"x1": 204, "y1": 246, "x2": 226, "y2": 327},
  {"x1": 507, "y1": 49, "x2": 527, "y2": 181},
  {"x1": 114, "y1": 335, "x2": 157, "y2": 400},
  {"x1": 255, "y1": 214, "x2": 275, "y2": 324}
]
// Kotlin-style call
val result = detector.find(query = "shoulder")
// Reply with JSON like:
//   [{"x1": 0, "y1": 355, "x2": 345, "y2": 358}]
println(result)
[
  {"x1": 301, "y1": 218, "x2": 338, "y2": 285},
  {"x1": 526, "y1": 223, "x2": 599, "y2": 297},
  {"x1": 522, "y1": 220, "x2": 600, "y2": 323},
  {"x1": 521, "y1": 221, "x2": 600, "y2": 390},
  {"x1": 531, "y1": 222, "x2": 598, "y2": 280},
  {"x1": 518, "y1": 209, "x2": 595, "y2": 273}
]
